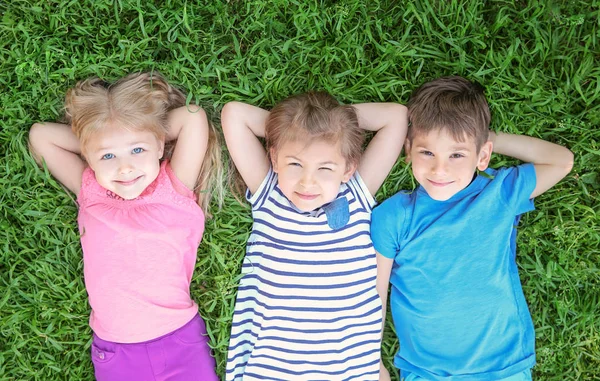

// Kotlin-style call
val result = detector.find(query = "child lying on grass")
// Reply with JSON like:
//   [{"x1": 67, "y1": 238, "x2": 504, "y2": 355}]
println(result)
[
  {"x1": 29, "y1": 72, "x2": 221, "y2": 381},
  {"x1": 222, "y1": 92, "x2": 408, "y2": 380},
  {"x1": 373, "y1": 76, "x2": 573, "y2": 381}
]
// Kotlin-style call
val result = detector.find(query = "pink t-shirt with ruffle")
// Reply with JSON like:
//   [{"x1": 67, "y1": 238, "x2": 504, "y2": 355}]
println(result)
[{"x1": 77, "y1": 160, "x2": 204, "y2": 343}]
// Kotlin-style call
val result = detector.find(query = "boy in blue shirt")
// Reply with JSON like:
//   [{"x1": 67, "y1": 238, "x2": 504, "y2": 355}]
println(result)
[{"x1": 372, "y1": 76, "x2": 573, "y2": 381}]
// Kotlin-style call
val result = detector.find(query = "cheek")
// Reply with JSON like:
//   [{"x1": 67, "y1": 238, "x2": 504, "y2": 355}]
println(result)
[
  {"x1": 277, "y1": 171, "x2": 295, "y2": 190},
  {"x1": 283, "y1": 166, "x2": 302, "y2": 179},
  {"x1": 459, "y1": 160, "x2": 477, "y2": 172},
  {"x1": 92, "y1": 162, "x2": 113, "y2": 177},
  {"x1": 410, "y1": 160, "x2": 426, "y2": 174}
]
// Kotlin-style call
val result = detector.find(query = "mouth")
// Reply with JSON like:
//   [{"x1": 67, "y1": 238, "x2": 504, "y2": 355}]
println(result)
[
  {"x1": 428, "y1": 179, "x2": 453, "y2": 187},
  {"x1": 115, "y1": 176, "x2": 142, "y2": 186},
  {"x1": 295, "y1": 192, "x2": 319, "y2": 200}
]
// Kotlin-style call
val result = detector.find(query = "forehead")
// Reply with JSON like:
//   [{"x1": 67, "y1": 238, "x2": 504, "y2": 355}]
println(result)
[
  {"x1": 85, "y1": 126, "x2": 158, "y2": 152},
  {"x1": 277, "y1": 138, "x2": 345, "y2": 162},
  {"x1": 411, "y1": 129, "x2": 477, "y2": 151}
]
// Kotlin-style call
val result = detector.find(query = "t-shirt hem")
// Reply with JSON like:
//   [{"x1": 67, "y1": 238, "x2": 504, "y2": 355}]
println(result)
[
  {"x1": 91, "y1": 306, "x2": 199, "y2": 344},
  {"x1": 394, "y1": 355, "x2": 536, "y2": 381}
]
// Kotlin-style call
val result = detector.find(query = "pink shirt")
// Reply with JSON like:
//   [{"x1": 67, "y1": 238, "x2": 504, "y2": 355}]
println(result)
[{"x1": 78, "y1": 161, "x2": 204, "y2": 343}]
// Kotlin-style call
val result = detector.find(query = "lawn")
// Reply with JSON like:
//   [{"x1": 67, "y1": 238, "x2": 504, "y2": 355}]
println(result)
[{"x1": 1, "y1": 0, "x2": 598, "y2": 380}]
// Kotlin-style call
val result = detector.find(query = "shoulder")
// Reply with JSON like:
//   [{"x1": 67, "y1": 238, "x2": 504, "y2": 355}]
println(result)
[
  {"x1": 486, "y1": 163, "x2": 536, "y2": 182},
  {"x1": 371, "y1": 190, "x2": 413, "y2": 235},
  {"x1": 77, "y1": 166, "x2": 101, "y2": 206},
  {"x1": 345, "y1": 171, "x2": 376, "y2": 211},
  {"x1": 482, "y1": 164, "x2": 536, "y2": 214},
  {"x1": 373, "y1": 190, "x2": 413, "y2": 220},
  {"x1": 246, "y1": 167, "x2": 278, "y2": 210},
  {"x1": 371, "y1": 190, "x2": 414, "y2": 259},
  {"x1": 163, "y1": 160, "x2": 196, "y2": 200},
  {"x1": 484, "y1": 164, "x2": 536, "y2": 196}
]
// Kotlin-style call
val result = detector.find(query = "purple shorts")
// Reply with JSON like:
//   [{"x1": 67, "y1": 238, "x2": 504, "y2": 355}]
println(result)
[{"x1": 91, "y1": 314, "x2": 218, "y2": 381}]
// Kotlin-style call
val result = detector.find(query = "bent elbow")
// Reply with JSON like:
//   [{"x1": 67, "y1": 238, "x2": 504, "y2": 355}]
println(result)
[
  {"x1": 28, "y1": 123, "x2": 45, "y2": 164},
  {"x1": 563, "y1": 149, "x2": 574, "y2": 174},
  {"x1": 220, "y1": 102, "x2": 243, "y2": 133}
]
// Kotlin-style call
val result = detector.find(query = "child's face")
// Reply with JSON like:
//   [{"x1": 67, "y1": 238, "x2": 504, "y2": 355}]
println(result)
[
  {"x1": 84, "y1": 125, "x2": 165, "y2": 200},
  {"x1": 406, "y1": 129, "x2": 492, "y2": 201},
  {"x1": 271, "y1": 139, "x2": 356, "y2": 212}
]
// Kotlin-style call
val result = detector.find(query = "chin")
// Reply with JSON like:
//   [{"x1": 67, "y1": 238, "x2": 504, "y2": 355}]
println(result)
[
  {"x1": 430, "y1": 195, "x2": 453, "y2": 201},
  {"x1": 294, "y1": 203, "x2": 319, "y2": 212}
]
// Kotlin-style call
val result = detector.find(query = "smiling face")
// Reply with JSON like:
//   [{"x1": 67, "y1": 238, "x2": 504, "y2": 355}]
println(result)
[
  {"x1": 406, "y1": 129, "x2": 492, "y2": 201},
  {"x1": 84, "y1": 125, "x2": 165, "y2": 200},
  {"x1": 271, "y1": 139, "x2": 356, "y2": 212}
]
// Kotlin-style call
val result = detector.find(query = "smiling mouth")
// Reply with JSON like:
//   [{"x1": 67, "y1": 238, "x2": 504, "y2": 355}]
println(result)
[
  {"x1": 428, "y1": 179, "x2": 453, "y2": 187},
  {"x1": 295, "y1": 192, "x2": 319, "y2": 200},
  {"x1": 115, "y1": 176, "x2": 142, "y2": 186}
]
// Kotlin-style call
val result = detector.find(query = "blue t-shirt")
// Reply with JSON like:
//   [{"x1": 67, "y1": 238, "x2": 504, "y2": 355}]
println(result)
[{"x1": 372, "y1": 164, "x2": 537, "y2": 381}]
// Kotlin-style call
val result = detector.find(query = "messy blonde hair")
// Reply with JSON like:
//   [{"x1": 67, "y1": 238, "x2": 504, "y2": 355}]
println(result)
[
  {"x1": 64, "y1": 71, "x2": 223, "y2": 215},
  {"x1": 266, "y1": 91, "x2": 364, "y2": 165},
  {"x1": 230, "y1": 92, "x2": 364, "y2": 200}
]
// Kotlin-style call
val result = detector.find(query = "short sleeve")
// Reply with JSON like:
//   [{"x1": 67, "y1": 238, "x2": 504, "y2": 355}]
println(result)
[
  {"x1": 498, "y1": 164, "x2": 537, "y2": 215},
  {"x1": 77, "y1": 167, "x2": 100, "y2": 208},
  {"x1": 246, "y1": 168, "x2": 277, "y2": 210},
  {"x1": 371, "y1": 195, "x2": 406, "y2": 259},
  {"x1": 164, "y1": 161, "x2": 196, "y2": 200},
  {"x1": 346, "y1": 171, "x2": 376, "y2": 212}
]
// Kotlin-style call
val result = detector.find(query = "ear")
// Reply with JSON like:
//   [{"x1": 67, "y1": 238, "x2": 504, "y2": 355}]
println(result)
[
  {"x1": 269, "y1": 148, "x2": 279, "y2": 173},
  {"x1": 404, "y1": 139, "x2": 412, "y2": 163},
  {"x1": 476, "y1": 140, "x2": 493, "y2": 171},
  {"x1": 157, "y1": 136, "x2": 166, "y2": 159},
  {"x1": 342, "y1": 162, "x2": 357, "y2": 183}
]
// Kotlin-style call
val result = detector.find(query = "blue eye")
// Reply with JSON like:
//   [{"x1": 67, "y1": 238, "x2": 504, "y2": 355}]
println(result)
[
  {"x1": 132, "y1": 147, "x2": 144, "y2": 154},
  {"x1": 289, "y1": 163, "x2": 301, "y2": 167},
  {"x1": 101, "y1": 153, "x2": 114, "y2": 160},
  {"x1": 420, "y1": 150, "x2": 434, "y2": 156},
  {"x1": 450, "y1": 153, "x2": 464, "y2": 159}
]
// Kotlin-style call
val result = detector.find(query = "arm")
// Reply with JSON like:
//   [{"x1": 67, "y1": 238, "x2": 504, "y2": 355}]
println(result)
[
  {"x1": 167, "y1": 105, "x2": 210, "y2": 190},
  {"x1": 28, "y1": 122, "x2": 85, "y2": 196},
  {"x1": 354, "y1": 103, "x2": 408, "y2": 195},
  {"x1": 376, "y1": 252, "x2": 394, "y2": 381},
  {"x1": 221, "y1": 102, "x2": 271, "y2": 194},
  {"x1": 489, "y1": 131, "x2": 574, "y2": 198}
]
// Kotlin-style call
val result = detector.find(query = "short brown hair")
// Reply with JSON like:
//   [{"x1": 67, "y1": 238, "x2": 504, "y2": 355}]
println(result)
[
  {"x1": 265, "y1": 92, "x2": 364, "y2": 168},
  {"x1": 407, "y1": 76, "x2": 490, "y2": 150}
]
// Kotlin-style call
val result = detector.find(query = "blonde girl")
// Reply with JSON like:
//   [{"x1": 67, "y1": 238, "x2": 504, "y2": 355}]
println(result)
[
  {"x1": 222, "y1": 92, "x2": 408, "y2": 381},
  {"x1": 29, "y1": 72, "x2": 221, "y2": 381}
]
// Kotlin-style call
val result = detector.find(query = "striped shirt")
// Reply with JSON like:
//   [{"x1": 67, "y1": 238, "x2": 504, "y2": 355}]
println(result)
[{"x1": 226, "y1": 169, "x2": 382, "y2": 381}]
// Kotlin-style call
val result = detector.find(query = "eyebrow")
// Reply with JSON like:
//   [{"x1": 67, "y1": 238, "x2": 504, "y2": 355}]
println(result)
[
  {"x1": 415, "y1": 144, "x2": 471, "y2": 151},
  {"x1": 93, "y1": 141, "x2": 150, "y2": 152},
  {"x1": 284, "y1": 155, "x2": 339, "y2": 165}
]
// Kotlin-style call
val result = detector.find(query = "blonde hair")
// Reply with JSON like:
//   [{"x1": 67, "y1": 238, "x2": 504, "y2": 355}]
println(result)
[
  {"x1": 64, "y1": 71, "x2": 223, "y2": 215},
  {"x1": 230, "y1": 92, "x2": 364, "y2": 200},
  {"x1": 266, "y1": 92, "x2": 364, "y2": 165}
]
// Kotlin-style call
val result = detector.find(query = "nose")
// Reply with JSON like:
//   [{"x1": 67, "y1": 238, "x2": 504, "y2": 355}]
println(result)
[
  {"x1": 118, "y1": 158, "x2": 134, "y2": 175},
  {"x1": 299, "y1": 170, "x2": 315, "y2": 188},
  {"x1": 431, "y1": 157, "x2": 447, "y2": 175}
]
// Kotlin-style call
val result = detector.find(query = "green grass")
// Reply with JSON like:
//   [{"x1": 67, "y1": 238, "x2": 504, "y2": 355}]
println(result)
[{"x1": 1, "y1": 0, "x2": 598, "y2": 380}]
